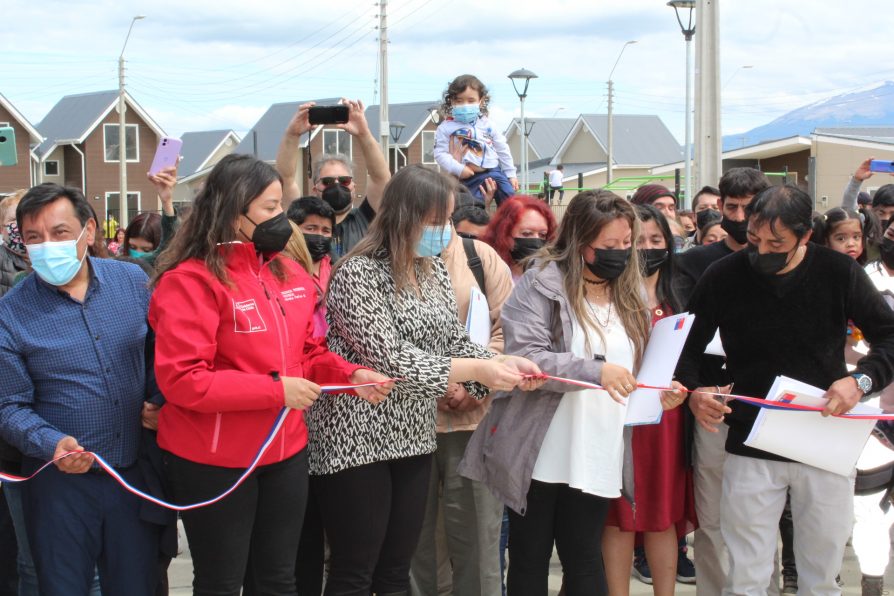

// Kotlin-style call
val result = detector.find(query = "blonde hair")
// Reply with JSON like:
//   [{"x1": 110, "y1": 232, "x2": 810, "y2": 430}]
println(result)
[
  {"x1": 536, "y1": 190, "x2": 650, "y2": 367},
  {"x1": 0, "y1": 189, "x2": 27, "y2": 223},
  {"x1": 282, "y1": 221, "x2": 313, "y2": 273}
]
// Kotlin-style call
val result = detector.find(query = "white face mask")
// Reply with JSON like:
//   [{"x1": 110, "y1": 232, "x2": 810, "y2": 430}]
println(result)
[{"x1": 26, "y1": 226, "x2": 88, "y2": 286}]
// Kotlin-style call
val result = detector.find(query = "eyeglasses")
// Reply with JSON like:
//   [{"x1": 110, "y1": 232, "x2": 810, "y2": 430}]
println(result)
[{"x1": 318, "y1": 176, "x2": 353, "y2": 188}]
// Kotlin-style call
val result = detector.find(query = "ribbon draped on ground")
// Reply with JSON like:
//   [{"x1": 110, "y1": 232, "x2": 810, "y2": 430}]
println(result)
[
  {"x1": 527, "y1": 374, "x2": 894, "y2": 421},
  {"x1": 0, "y1": 380, "x2": 397, "y2": 511}
]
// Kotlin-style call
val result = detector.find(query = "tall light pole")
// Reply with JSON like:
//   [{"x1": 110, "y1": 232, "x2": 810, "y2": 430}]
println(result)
[
  {"x1": 378, "y1": 0, "x2": 390, "y2": 159},
  {"x1": 669, "y1": 0, "x2": 695, "y2": 208},
  {"x1": 607, "y1": 40, "x2": 637, "y2": 185},
  {"x1": 118, "y1": 15, "x2": 144, "y2": 230},
  {"x1": 508, "y1": 68, "x2": 538, "y2": 195}
]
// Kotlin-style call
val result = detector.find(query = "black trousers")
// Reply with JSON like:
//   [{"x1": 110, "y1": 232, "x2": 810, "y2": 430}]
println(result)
[
  {"x1": 316, "y1": 454, "x2": 432, "y2": 596},
  {"x1": 166, "y1": 449, "x2": 308, "y2": 596},
  {"x1": 507, "y1": 480, "x2": 611, "y2": 596},
  {"x1": 296, "y1": 475, "x2": 325, "y2": 596}
]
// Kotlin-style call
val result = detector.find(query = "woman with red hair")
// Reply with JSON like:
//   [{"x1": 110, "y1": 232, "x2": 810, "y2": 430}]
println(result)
[{"x1": 481, "y1": 196, "x2": 557, "y2": 280}]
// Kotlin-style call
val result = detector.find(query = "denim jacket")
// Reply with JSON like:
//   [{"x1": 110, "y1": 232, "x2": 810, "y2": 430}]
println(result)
[{"x1": 458, "y1": 260, "x2": 635, "y2": 515}]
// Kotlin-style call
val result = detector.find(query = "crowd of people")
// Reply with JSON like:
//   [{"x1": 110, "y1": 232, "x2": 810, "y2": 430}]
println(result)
[{"x1": 1, "y1": 76, "x2": 894, "y2": 596}]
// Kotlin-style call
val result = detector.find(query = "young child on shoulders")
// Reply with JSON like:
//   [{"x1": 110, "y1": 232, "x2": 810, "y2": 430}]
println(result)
[{"x1": 434, "y1": 74, "x2": 519, "y2": 206}]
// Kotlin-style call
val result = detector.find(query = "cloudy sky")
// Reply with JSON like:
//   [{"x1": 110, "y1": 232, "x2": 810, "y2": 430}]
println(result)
[{"x1": 3, "y1": 0, "x2": 892, "y2": 143}]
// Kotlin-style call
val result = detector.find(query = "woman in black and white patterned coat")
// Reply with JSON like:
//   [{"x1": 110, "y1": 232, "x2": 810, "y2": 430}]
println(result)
[{"x1": 306, "y1": 165, "x2": 542, "y2": 596}]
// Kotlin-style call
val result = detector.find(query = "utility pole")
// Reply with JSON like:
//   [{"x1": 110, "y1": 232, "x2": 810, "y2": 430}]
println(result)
[
  {"x1": 378, "y1": 0, "x2": 389, "y2": 162},
  {"x1": 118, "y1": 15, "x2": 144, "y2": 230},
  {"x1": 606, "y1": 41, "x2": 636, "y2": 185},
  {"x1": 695, "y1": 0, "x2": 721, "y2": 196},
  {"x1": 607, "y1": 80, "x2": 614, "y2": 184}
]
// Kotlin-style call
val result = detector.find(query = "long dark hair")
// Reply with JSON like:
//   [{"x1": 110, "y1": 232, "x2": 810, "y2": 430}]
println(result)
[
  {"x1": 153, "y1": 154, "x2": 287, "y2": 286},
  {"x1": 636, "y1": 204, "x2": 683, "y2": 313},
  {"x1": 124, "y1": 212, "x2": 161, "y2": 253},
  {"x1": 537, "y1": 190, "x2": 650, "y2": 366},
  {"x1": 335, "y1": 164, "x2": 453, "y2": 293}
]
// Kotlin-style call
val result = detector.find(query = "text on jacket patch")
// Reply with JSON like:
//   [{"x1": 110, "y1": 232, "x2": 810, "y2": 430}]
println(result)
[
  {"x1": 280, "y1": 287, "x2": 307, "y2": 302},
  {"x1": 233, "y1": 299, "x2": 267, "y2": 333}
]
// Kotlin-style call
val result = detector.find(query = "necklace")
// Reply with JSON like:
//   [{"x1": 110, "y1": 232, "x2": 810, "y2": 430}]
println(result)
[
  {"x1": 583, "y1": 277, "x2": 608, "y2": 285},
  {"x1": 586, "y1": 296, "x2": 612, "y2": 328}
]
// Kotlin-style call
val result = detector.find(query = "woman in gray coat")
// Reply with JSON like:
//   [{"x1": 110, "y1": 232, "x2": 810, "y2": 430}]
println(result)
[{"x1": 460, "y1": 190, "x2": 685, "y2": 596}]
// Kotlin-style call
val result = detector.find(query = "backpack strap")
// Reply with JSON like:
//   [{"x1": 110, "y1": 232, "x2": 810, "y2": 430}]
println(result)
[{"x1": 461, "y1": 237, "x2": 487, "y2": 300}]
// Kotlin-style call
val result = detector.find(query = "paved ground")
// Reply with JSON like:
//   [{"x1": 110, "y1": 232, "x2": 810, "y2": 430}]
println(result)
[{"x1": 167, "y1": 522, "x2": 894, "y2": 595}]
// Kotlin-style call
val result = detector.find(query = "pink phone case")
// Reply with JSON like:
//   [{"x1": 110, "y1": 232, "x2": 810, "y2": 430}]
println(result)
[{"x1": 149, "y1": 137, "x2": 182, "y2": 175}]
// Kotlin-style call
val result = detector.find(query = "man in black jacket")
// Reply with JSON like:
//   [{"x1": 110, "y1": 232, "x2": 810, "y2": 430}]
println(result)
[{"x1": 676, "y1": 184, "x2": 894, "y2": 595}]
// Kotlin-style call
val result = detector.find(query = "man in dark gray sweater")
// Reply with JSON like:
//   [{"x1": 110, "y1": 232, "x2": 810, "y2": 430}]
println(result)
[{"x1": 676, "y1": 184, "x2": 894, "y2": 595}]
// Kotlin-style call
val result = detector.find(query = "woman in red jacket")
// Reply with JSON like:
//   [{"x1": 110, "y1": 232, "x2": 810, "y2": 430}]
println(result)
[{"x1": 149, "y1": 154, "x2": 392, "y2": 596}]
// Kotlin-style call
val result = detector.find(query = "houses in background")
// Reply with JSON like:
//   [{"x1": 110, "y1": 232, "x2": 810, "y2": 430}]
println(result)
[
  {"x1": 4, "y1": 88, "x2": 893, "y2": 221},
  {"x1": 32, "y1": 90, "x2": 165, "y2": 228},
  {"x1": 651, "y1": 127, "x2": 894, "y2": 209}
]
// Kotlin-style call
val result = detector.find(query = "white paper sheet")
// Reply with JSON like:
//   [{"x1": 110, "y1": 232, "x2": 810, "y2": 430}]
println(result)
[
  {"x1": 624, "y1": 312, "x2": 696, "y2": 426},
  {"x1": 705, "y1": 329, "x2": 726, "y2": 357},
  {"x1": 465, "y1": 286, "x2": 491, "y2": 347},
  {"x1": 744, "y1": 375, "x2": 880, "y2": 477}
]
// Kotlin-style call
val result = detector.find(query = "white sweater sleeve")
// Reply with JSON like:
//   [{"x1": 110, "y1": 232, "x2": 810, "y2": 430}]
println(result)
[
  {"x1": 488, "y1": 123, "x2": 517, "y2": 178},
  {"x1": 434, "y1": 124, "x2": 465, "y2": 177}
]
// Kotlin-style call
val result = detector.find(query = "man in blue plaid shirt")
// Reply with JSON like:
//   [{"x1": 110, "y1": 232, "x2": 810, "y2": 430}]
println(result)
[{"x1": 0, "y1": 183, "x2": 163, "y2": 595}]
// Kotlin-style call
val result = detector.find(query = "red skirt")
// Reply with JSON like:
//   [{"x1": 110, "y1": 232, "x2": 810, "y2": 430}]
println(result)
[{"x1": 605, "y1": 406, "x2": 698, "y2": 536}]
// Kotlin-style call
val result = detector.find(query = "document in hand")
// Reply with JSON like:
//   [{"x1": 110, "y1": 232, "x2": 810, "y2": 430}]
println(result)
[
  {"x1": 744, "y1": 376, "x2": 880, "y2": 476},
  {"x1": 465, "y1": 286, "x2": 491, "y2": 347},
  {"x1": 625, "y1": 312, "x2": 696, "y2": 426}
]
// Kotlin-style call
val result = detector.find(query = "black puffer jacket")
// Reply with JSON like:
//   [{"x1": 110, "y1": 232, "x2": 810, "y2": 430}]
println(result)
[{"x1": 0, "y1": 245, "x2": 27, "y2": 298}]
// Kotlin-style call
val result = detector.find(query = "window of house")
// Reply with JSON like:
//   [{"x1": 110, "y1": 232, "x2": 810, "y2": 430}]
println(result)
[
  {"x1": 44, "y1": 161, "x2": 59, "y2": 176},
  {"x1": 103, "y1": 124, "x2": 139, "y2": 162},
  {"x1": 422, "y1": 131, "x2": 436, "y2": 164},
  {"x1": 322, "y1": 129, "x2": 352, "y2": 160},
  {"x1": 104, "y1": 192, "x2": 142, "y2": 229}
]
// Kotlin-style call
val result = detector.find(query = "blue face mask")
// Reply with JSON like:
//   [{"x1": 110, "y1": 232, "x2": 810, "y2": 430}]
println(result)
[
  {"x1": 452, "y1": 103, "x2": 480, "y2": 124},
  {"x1": 26, "y1": 226, "x2": 88, "y2": 286},
  {"x1": 416, "y1": 225, "x2": 452, "y2": 258},
  {"x1": 129, "y1": 248, "x2": 152, "y2": 260}
]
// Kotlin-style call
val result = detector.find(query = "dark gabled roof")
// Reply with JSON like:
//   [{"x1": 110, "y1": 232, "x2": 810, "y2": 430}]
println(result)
[
  {"x1": 365, "y1": 101, "x2": 439, "y2": 145},
  {"x1": 35, "y1": 90, "x2": 164, "y2": 158},
  {"x1": 578, "y1": 114, "x2": 682, "y2": 166},
  {"x1": 506, "y1": 117, "x2": 577, "y2": 161},
  {"x1": 0, "y1": 92, "x2": 43, "y2": 145},
  {"x1": 233, "y1": 98, "x2": 342, "y2": 161},
  {"x1": 178, "y1": 130, "x2": 239, "y2": 176}
]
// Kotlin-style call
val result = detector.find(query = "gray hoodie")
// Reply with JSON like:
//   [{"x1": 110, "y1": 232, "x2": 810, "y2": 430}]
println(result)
[{"x1": 458, "y1": 260, "x2": 635, "y2": 515}]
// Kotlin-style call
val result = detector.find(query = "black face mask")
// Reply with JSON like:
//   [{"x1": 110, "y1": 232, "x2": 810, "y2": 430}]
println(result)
[
  {"x1": 882, "y1": 219, "x2": 893, "y2": 235},
  {"x1": 720, "y1": 217, "x2": 749, "y2": 245},
  {"x1": 585, "y1": 248, "x2": 631, "y2": 281},
  {"x1": 510, "y1": 238, "x2": 545, "y2": 263},
  {"x1": 245, "y1": 212, "x2": 293, "y2": 254},
  {"x1": 639, "y1": 248, "x2": 669, "y2": 277},
  {"x1": 746, "y1": 243, "x2": 795, "y2": 276},
  {"x1": 303, "y1": 233, "x2": 332, "y2": 262},
  {"x1": 880, "y1": 238, "x2": 894, "y2": 269},
  {"x1": 321, "y1": 184, "x2": 353, "y2": 213}
]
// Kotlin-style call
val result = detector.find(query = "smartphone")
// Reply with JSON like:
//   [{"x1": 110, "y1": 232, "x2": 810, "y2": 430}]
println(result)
[
  {"x1": 308, "y1": 105, "x2": 349, "y2": 125},
  {"x1": 0, "y1": 126, "x2": 17, "y2": 167},
  {"x1": 149, "y1": 137, "x2": 183, "y2": 175},
  {"x1": 870, "y1": 160, "x2": 894, "y2": 173}
]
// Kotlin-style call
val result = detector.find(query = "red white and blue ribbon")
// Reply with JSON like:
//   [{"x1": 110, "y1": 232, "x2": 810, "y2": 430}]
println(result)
[
  {"x1": 0, "y1": 380, "x2": 396, "y2": 511},
  {"x1": 526, "y1": 374, "x2": 894, "y2": 421}
]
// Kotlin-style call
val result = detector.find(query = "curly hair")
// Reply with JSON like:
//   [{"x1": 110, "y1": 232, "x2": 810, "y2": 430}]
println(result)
[
  {"x1": 480, "y1": 196, "x2": 557, "y2": 267},
  {"x1": 440, "y1": 74, "x2": 490, "y2": 118}
]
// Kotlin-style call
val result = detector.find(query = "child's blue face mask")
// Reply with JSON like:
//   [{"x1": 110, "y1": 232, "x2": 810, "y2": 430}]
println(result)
[{"x1": 452, "y1": 104, "x2": 480, "y2": 124}]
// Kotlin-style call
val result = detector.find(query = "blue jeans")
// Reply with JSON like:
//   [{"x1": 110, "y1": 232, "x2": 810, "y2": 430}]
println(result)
[{"x1": 463, "y1": 169, "x2": 516, "y2": 206}]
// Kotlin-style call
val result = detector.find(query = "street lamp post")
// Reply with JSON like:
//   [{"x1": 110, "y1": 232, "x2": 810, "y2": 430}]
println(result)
[
  {"x1": 389, "y1": 121, "x2": 406, "y2": 172},
  {"x1": 118, "y1": 15, "x2": 145, "y2": 230},
  {"x1": 607, "y1": 40, "x2": 637, "y2": 185},
  {"x1": 668, "y1": 0, "x2": 695, "y2": 208},
  {"x1": 508, "y1": 68, "x2": 538, "y2": 195}
]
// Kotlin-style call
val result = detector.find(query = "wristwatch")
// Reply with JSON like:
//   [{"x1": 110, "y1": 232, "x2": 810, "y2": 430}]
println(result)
[{"x1": 852, "y1": 373, "x2": 873, "y2": 395}]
